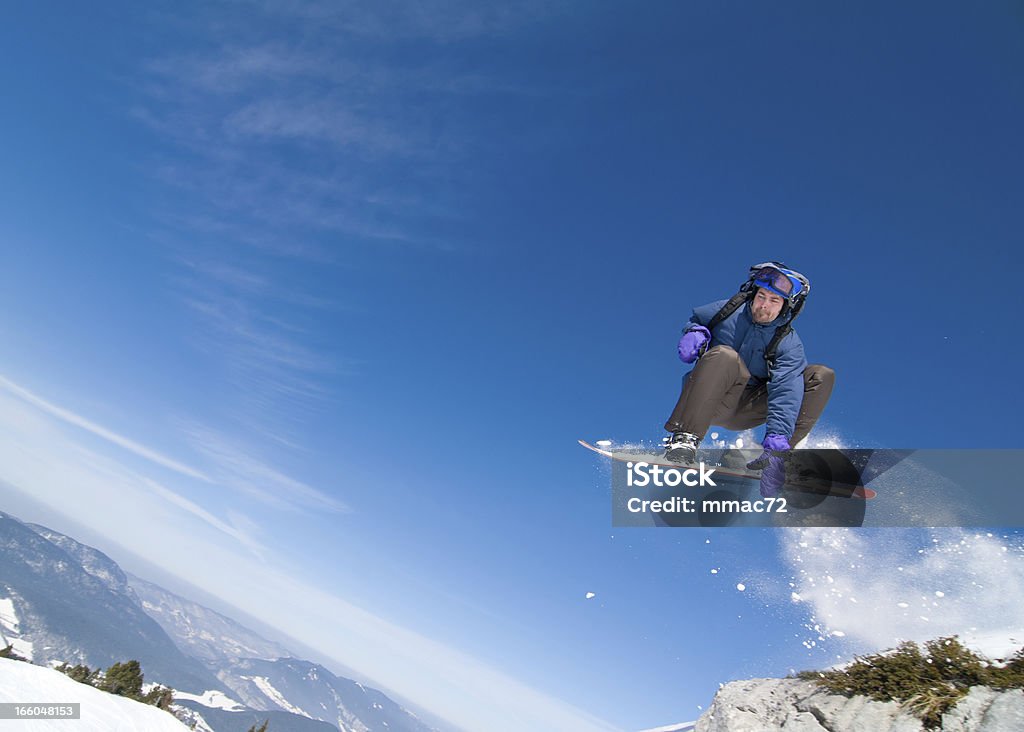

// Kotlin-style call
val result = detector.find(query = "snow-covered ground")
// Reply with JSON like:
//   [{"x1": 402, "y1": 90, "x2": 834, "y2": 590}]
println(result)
[
  {"x1": 0, "y1": 657, "x2": 190, "y2": 731},
  {"x1": 172, "y1": 688, "x2": 246, "y2": 712},
  {"x1": 0, "y1": 596, "x2": 34, "y2": 660},
  {"x1": 246, "y1": 674, "x2": 312, "y2": 717}
]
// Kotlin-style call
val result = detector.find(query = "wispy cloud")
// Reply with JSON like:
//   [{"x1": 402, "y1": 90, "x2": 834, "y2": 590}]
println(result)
[
  {"x1": 146, "y1": 43, "x2": 325, "y2": 95},
  {"x1": 177, "y1": 292, "x2": 349, "y2": 438},
  {"x1": 129, "y1": 0, "x2": 580, "y2": 439},
  {"x1": 144, "y1": 477, "x2": 270, "y2": 559},
  {"x1": 183, "y1": 293, "x2": 335, "y2": 381},
  {"x1": 256, "y1": 0, "x2": 565, "y2": 42},
  {"x1": 224, "y1": 96, "x2": 411, "y2": 154},
  {"x1": 0, "y1": 389, "x2": 265, "y2": 560},
  {"x1": 0, "y1": 376, "x2": 343, "y2": 519},
  {"x1": 182, "y1": 423, "x2": 349, "y2": 514},
  {"x1": 0, "y1": 375, "x2": 211, "y2": 483},
  {"x1": 135, "y1": 52, "x2": 435, "y2": 437},
  {"x1": 175, "y1": 254, "x2": 345, "y2": 310}
]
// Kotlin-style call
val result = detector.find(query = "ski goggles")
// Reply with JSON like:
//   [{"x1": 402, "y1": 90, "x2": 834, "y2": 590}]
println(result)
[{"x1": 750, "y1": 264, "x2": 807, "y2": 301}]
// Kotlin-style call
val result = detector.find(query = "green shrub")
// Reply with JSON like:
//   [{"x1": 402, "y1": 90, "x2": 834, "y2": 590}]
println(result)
[
  {"x1": 990, "y1": 648, "x2": 1024, "y2": 689},
  {"x1": 57, "y1": 662, "x2": 98, "y2": 685},
  {"x1": 142, "y1": 684, "x2": 175, "y2": 710},
  {"x1": 796, "y1": 637, "x2": 1024, "y2": 729},
  {"x1": 924, "y1": 637, "x2": 989, "y2": 689},
  {"x1": 903, "y1": 683, "x2": 963, "y2": 729},
  {"x1": 0, "y1": 644, "x2": 27, "y2": 661},
  {"x1": 55, "y1": 659, "x2": 173, "y2": 712},
  {"x1": 99, "y1": 660, "x2": 145, "y2": 698}
]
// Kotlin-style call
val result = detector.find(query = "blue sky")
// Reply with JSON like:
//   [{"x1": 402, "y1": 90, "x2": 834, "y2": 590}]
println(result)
[{"x1": 1, "y1": 2, "x2": 1023, "y2": 731}]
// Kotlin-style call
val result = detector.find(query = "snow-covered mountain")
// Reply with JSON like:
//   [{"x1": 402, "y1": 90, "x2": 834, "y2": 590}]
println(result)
[
  {"x1": 0, "y1": 512, "x2": 440, "y2": 732},
  {"x1": 213, "y1": 657, "x2": 438, "y2": 732},
  {"x1": 129, "y1": 571, "x2": 437, "y2": 732},
  {"x1": 129, "y1": 574, "x2": 292, "y2": 663},
  {"x1": 0, "y1": 512, "x2": 218, "y2": 692},
  {"x1": 0, "y1": 656, "x2": 191, "y2": 731},
  {"x1": 28, "y1": 522, "x2": 136, "y2": 597}
]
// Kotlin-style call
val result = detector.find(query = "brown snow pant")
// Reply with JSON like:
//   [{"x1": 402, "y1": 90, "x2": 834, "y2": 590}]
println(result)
[{"x1": 664, "y1": 345, "x2": 834, "y2": 445}]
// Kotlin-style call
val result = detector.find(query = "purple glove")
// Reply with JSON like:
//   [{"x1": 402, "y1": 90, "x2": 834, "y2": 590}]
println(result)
[
  {"x1": 677, "y1": 326, "x2": 711, "y2": 364},
  {"x1": 746, "y1": 434, "x2": 791, "y2": 498},
  {"x1": 757, "y1": 454, "x2": 787, "y2": 498},
  {"x1": 763, "y1": 434, "x2": 791, "y2": 452}
]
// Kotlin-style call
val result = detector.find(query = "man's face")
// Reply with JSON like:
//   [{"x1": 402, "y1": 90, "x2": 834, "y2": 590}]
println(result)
[{"x1": 751, "y1": 287, "x2": 785, "y2": 323}]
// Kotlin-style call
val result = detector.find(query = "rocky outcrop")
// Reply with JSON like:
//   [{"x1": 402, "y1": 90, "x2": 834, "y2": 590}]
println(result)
[
  {"x1": 695, "y1": 678, "x2": 1024, "y2": 732},
  {"x1": 942, "y1": 687, "x2": 1024, "y2": 732}
]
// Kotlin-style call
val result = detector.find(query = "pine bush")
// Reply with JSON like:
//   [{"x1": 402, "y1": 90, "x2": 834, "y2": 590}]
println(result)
[
  {"x1": 797, "y1": 637, "x2": 1024, "y2": 729},
  {"x1": 99, "y1": 660, "x2": 145, "y2": 698}
]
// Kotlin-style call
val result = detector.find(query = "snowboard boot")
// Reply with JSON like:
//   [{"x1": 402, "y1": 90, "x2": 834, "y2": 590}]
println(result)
[{"x1": 663, "y1": 431, "x2": 700, "y2": 464}]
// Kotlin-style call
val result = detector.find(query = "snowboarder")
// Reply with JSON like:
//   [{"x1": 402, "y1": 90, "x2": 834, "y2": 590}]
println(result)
[{"x1": 663, "y1": 262, "x2": 834, "y2": 497}]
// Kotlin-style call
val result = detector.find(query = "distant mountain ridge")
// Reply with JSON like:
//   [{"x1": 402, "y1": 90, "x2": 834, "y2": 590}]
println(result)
[
  {"x1": 128, "y1": 574, "x2": 293, "y2": 663},
  {"x1": 213, "y1": 656, "x2": 438, "y2": 732},
  {"x1": 129, "y1": 577, "x2": 437, "y2": 732},
  {"x1": 0, "y1": 511, "x2": 440, "y2": 732},
  {"x1": 0, "y1": 512, "x2": 218, "y2": 693},
  {"x1": 29, "y1": 522, "x2": 135, "y2": 596}
]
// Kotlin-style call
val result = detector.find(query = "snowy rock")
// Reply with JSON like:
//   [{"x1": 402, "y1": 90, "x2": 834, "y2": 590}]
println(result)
[
  {"x1": 692, "y1": 679, "x2": 917, "y2": 732},
  {"x1": 942, "y1": 687, "x2": 1024, "y2": 732},
  {"x1": 694, "y1": 678, "x2": 1024, "y2": 732}
]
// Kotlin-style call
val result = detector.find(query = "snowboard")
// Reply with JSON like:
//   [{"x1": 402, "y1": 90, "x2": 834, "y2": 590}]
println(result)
[{"x1": 579, "y1": 439, "x2": 877, "y2": 500}]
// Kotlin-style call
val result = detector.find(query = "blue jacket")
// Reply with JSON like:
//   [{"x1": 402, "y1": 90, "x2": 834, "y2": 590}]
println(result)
[{"x1": 687, "y1": 299, "x2": 807, "y2": 439}]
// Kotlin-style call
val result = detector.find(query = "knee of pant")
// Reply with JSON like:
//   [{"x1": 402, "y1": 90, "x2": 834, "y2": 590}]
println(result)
[
  {"x1": 701, "y1": 346, "x2": 747, "y2": 380},
  {"x1": 703, "y1": 345, "x2": 740, "y2": 362},
  {"x1": 805, "y1": 364, "x2": 835, "y2": 387}
]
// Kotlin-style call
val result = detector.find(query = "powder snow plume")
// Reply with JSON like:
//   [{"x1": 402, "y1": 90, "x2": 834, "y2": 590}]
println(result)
[
  {"x1": 778, "y1": 428, "x2": 1024, "y2": 660},
  {"x1": 779, "y1": 527, "x2": 1024, "y2": 661}
]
